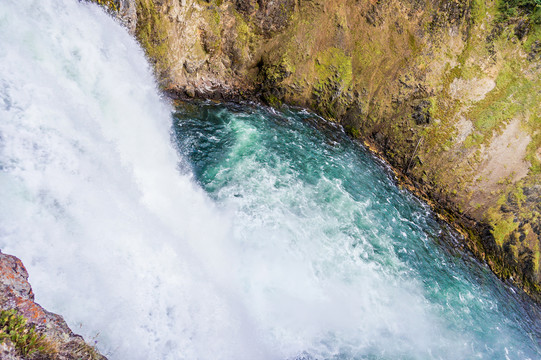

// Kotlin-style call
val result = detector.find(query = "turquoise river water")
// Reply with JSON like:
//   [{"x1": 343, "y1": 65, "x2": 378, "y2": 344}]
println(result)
[{"x1": 173, "y1": 102, "x2": 541, "y2": 359}]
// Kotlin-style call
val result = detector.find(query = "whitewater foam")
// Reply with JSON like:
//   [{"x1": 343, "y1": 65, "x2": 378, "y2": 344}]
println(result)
[{"x1": 0, "y1": 1, "x2": 257, "y2": 359}]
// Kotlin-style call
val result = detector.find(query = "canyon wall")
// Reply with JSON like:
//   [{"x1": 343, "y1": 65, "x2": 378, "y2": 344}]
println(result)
[{"x1": 115, "y1": 0, "x2": 540, "y2": 299}]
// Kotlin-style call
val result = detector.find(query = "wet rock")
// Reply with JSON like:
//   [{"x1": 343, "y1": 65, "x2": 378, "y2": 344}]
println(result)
[
  {"x1": 374, "y1": 131, "x2": 386, "y2": 144},
  {"x1": 342, "y1": 106, "x2": 364, "y2": 135}
]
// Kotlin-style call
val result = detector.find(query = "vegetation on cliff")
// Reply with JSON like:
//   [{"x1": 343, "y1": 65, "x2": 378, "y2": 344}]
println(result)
[
  {"x1": 0, "y1": 309, "x2": 50, "y2": 357},
  {"x1": 499, "y1": 0, "x2": 541, "y2": 23}
]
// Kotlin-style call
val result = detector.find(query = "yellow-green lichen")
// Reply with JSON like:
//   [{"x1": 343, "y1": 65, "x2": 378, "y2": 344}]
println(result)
[
  {"x1": 89, "y1": 0, "x2": 118, "y2": 12},
  {"x1": 314, "y1": 47, "x2": 352, "y2": 88},
  {"x1": 135, "y1": 0, "x2": 171, "y2": 79},
  {"x1": 312, "y1": 47, "x2": 353, "y2": 118},
  {"x1": 234, "y1": 12, "x2": 257, "y2": 51},
  {"x1": 489, "y1": 210, "x2": 519, "y2": 246}
]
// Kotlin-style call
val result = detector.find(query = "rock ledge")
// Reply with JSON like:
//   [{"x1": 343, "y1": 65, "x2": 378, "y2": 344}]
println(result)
[{"x1": 0, "y1": 251, "x2": 107, "y2": 360}]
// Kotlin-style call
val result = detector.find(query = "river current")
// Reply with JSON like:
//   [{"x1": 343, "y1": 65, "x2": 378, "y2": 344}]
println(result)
[{"x1": 0, "y1": 0, "x2": 539, "y2": 359}]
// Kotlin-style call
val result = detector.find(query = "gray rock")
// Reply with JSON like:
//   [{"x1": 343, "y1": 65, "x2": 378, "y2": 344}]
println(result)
[{"x1": 118, "y1": 0, "x2": 137, "y2": 34}]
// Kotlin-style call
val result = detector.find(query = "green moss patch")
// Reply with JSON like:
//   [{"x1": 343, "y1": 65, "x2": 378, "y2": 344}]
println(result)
[
  {"x1": 314, "y1": 47, "x2": 353, "y2": 85},
  {"x1": 312, "y1": 47, "x2": 353, "y2": 118},
  {"x1": 490, "y1": 212, "x2": 519, "y2": 246}
]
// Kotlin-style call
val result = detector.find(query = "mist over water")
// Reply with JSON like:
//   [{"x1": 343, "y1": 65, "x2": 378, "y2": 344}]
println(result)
[{"x1": 0, "y1": 0, "x2": 540, "y2": 359}]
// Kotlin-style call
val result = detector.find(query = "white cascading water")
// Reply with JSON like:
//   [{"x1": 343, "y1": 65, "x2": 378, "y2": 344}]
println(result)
[
  {"x1": 2, "y1": 0, "x2": 538, "y2": 359},
  {"x1": 0, "y1": 1, "x2": 261, "y2": 358}
]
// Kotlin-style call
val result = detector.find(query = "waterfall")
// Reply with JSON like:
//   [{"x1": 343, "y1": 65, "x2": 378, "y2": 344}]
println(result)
[
  {"x1": 1, "y1": 1, "x2": 539, "y2": 359},
  {"x1": 0, "y1": 1, "x2": 256, "y2": 358}
]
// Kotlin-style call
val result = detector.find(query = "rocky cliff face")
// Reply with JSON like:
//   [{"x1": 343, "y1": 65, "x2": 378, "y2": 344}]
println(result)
[
  {"x1": 0, "y1": 252, "x2": 106, "y2": 360},
  {"x1": 114, "y1": 0, "x2": 540, "y2": 300}
]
